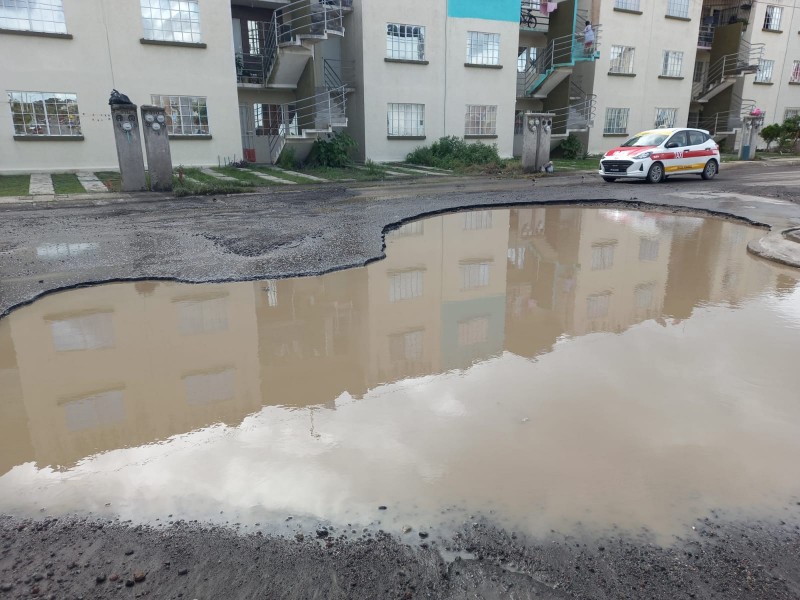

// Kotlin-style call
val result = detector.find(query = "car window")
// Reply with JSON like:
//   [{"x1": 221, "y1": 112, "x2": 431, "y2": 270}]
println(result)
[
  {"x1": 621, "y1": 133, "x2": 669, "y2": 147},
  {"x1": 688, "y1": 131, "x2": 705, "y2": 146},
  {"x1": 666, "y1": 131, "x2": 687, "y2": 148}
]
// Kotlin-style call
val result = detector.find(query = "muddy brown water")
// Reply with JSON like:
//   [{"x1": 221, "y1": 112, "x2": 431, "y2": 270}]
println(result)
[{"x1": 1, "y1": 207, "x2": 799, "y2": 542}]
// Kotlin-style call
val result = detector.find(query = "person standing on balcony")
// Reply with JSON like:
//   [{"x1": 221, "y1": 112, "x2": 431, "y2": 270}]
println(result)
[{"x1": 583, "y1": 21, "x2": 594, "y2": 55}]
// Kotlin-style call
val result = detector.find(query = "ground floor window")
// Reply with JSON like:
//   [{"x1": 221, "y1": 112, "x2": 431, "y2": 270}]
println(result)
[
  {"x1": 790, "y1": 60, "x2": 800, "y2": 84},
  {"x1": 387, "y1": 103, "x2": 425, "y2": 136},
  {"x1": 755, "y1": 59, "x2": 774, "y2": 83},
  {"x1": 253, "y1": 104, "x2": 298, "y2": 136},
  {"x1": 654, "y1": 107, "x2": 678, "y2": 128},
  {"x1": 604, "y1": 107, "x2": 629, "y2": 135},
  {"x1": 785, "y1": 108, "x2": 800, "y2": 120},
  {"x1": 465, "y1": 105, "x2": 497, "y2": 136},
  {"x1": 8, "y1": 91, "x2": 81, "y2": 137},
  {"x1": 150, "y1": 95, "x2": 209, "y2": 135}
]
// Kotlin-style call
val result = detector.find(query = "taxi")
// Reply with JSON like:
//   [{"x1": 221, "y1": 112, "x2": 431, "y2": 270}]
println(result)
[{"x1": 598, "y1": 127, "x2": 720, "y2": 183}]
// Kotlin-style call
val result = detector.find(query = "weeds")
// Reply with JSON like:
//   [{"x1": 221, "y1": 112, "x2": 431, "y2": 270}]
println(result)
[{"x1": 406, "y1": 136, "x2": 500, "y2": 170}]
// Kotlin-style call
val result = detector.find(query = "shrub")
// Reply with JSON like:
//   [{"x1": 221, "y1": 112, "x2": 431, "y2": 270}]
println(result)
[
  {"x1": 277, "y1": 146, "x2": 297, "y2": 170},
  {"x1": 405, "y1": 136, "x2": 500, "y2": 169},
  {"x1": 559, "y1": 133, "x2": 584, "y2": 159},
  {"x1": 306, "y1": 132, "x2": 357, "y2": 167}
]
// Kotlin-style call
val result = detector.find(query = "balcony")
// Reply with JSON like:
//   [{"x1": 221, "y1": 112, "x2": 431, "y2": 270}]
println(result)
[{"x1": 520, "y1": 1, "x2": 550, "y2": 33}]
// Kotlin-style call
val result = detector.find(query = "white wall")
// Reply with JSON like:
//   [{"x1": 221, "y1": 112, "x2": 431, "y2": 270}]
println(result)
[{"x1": 0, "y1": 0, "x2": 242, "y2": 174}]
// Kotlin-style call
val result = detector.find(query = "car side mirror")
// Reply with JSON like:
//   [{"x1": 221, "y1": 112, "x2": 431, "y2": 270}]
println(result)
[{"x1": 665, "y1": 141, "x2": 679, "y2": 149}]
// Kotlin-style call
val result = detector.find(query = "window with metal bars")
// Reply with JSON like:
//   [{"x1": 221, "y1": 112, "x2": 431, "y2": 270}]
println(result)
[
  {"x1": 654, "y1": 107, "x2": 678, "y2": 128},
  {"x1": 247, "y1": 20, "x2": 261, "y2": 54},
  {"x1": 464, "y1": 211, "x2": 493, "y2": 230},
  {"x1": 386, "y1": 23, "x2": 425, "y2": 61},
  {"x1": 755, "y1": 59, "x2": 774, "y2": 82},
  {"x1": 466, "y1": 31, "x2": 500, "y2": 65},
  {"x1": 614, "y1": 0, "x2": 640, "y2": 11},
  {"x1": 604, "y1": 107, "x2": 629, "y2": 134},
  {"x1": 790, "y1": 61, "x2": 800, "y2": 84},
  {"x1": 459, "y1": 263, "x2": 491, "y2": 289},
  {"x1": 639, "y1": 238, "x2": 660, "y2": 261},
  {"x1": 591, "y1": 242, "x2": 616, "y2": 270},
  {"x1": 661, "y1": 50, "x2": 684, "y2": 77},
  {"x1": 253, "y1": 104, "x2": 298, "y2": 136},
  {"x1": 763, "y1": 5, "x2": 782, "y2": 30},
  {"x1": 785, "y1": 108, "x2": 800, "y2": 120},
  {"x1": 464, "y1": 105, "x2": 497, "y2": 135},
  {"x1": 140, "y1": 0, "x2": 202, "y2": 43},
  {"x1": 586, "y1": 292, "x2": 611, "y2": 319},
  {"x1": 387, "y1": 103, "x2": 425, "y2": 137},
  {"x1": 8, "y1": 91, "x2": 81, "y2": 137},
  {"x1": 388, "y1": 270, "x2": 423, "y2": 302},
  {"x1": 0, "y1": 0, "x2": 66, "y2": 33},
  {"x1": 609, "y1": 45, "x2": 635, "y2": 74},
  {"x1": 150, "y1": 95, "x2": 209, "y2": 135},
  {"x1": 666, "y1": 0, "x2": 689, "y2": 18}
]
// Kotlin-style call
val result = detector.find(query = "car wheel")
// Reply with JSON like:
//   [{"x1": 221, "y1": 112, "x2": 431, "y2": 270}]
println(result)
[
  {"x1": 646, "y1": 162, "x2": 665, "y2": 184},
  {"x1": 701, "y1": 159, "x2": 718, "y2": 180},
  {"x1": 602, "y1": 176, "x2": 617, "y2": 183}
]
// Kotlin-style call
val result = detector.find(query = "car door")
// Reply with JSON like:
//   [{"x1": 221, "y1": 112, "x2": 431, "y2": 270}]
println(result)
[
  {"x1": 686, "y1": 130, "x2": 713, "y2": 172},
  {"x1": 663, "y1": 131, "x2": 690, "y2": 174}
]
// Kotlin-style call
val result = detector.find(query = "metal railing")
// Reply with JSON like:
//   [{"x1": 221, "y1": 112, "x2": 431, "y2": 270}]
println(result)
[
  {"x1": 322, "y1": 58, "x2": 355, "y2": 89},
  {"x1": 520, "y1": 0, "x2": 550, "y2": 31},
  {"x1": 518, "y1": 25, "x2": 601, "y2": 96},
  {"x1": 697, "y1": 24, "x2": 714, "y2": 47},
  {"x1": 690, "y1": 95, "x2": 758, "y2": 134},
  {"x1": 692, "y1": 39, "x2": 763, "y2": 99}
]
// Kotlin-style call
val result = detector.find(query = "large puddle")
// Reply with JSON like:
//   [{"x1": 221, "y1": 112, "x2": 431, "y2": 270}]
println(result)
[{"x1": 1, "y1": 207, "x2": 799, "y2": 541}]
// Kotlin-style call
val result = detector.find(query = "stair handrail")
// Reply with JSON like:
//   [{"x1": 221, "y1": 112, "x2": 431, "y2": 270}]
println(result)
[{"x1": 323, "y1": 58, "x2": 355, "y2": 89}]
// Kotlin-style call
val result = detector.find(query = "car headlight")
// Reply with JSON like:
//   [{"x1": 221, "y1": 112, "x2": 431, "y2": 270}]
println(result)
[{"x1": 632, "y1": 151, "x2": 652, "y2": 160}]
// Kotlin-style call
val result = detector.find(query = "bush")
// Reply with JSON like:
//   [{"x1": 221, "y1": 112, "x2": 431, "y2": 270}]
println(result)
[
  {"x1": 760, "y1": 123, "x2": 781, "y2": 150},
  {"x1": 406, "y1": 136, "x2": 500, "y2": 169},
  {"x1": 277, "y1": 146, "x2": 297, "y2": 170},
  {"x1": 559, "y1": 133, "x2": 584, "y2": 159},
  {"x1": 306, "y1": 132, "x2": 357, "y2": 167}
]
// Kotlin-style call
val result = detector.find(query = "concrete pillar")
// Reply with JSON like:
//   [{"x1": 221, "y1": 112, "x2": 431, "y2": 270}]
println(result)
[
  {"x1": 522, "y1": 113, "x2": 555, "y2": 174},
  {"x1": 140, "y1": 105, "x2": 173, "y2": 191},
  {"x1": 738, "y1": 115, "x2": 764, "y2": 161},
  {"x1": 111, "y1": 104, "x2": 147, "y2": 192}
]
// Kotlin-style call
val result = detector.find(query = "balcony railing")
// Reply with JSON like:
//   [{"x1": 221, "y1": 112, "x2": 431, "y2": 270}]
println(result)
[
  {"x1": 520, "y1": 1, "x2": 550, "y2": 31},
  {"x1": 322, "y1": 58, "x2": 355, "y2": 89},
  {"x1": 691, "y1": 39, "x2": 763, "y2": 100}
]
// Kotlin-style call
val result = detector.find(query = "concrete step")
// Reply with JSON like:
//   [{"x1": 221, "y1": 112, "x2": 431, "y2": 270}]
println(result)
[
  {"x1": 240, "y1": 168, "x2": 297, "y2": 185},
  {"x1": 201, "y1": 167, "x2": 239, "y2": 182},
  {"x1": 29, "y1": 173, "x2": 54, "y2": 195},
  {"x1": 263, "y1": 166, "x2": 329, "y2": 182},
  {"x1": 76, "y1": 171, "x2": 108, "y2": 192}
]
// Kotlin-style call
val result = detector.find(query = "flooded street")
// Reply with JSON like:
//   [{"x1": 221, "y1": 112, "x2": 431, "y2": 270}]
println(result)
[{"x1": 1, "y1": 207, "x2": 799, "y2": 543}]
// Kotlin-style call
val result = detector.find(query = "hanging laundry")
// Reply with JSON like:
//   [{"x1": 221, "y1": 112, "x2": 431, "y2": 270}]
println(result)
[{"x1": 547, "y1": 2, "x2": 557, "y2": 13}]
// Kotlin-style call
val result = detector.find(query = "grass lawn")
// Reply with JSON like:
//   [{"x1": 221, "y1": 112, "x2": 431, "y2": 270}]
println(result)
[
  {"x1": 51, "y1": 173, "x2": 85, "y2": 195},
  {"x1": 299, "y1": 165, "x2": 394, "y2": 182},
  {"x1": 173, "y1": 168, "x2": 253, "y2": 197},
  {"x1": 94, "y1": 171, "x2": 121, "y2": 192},
  {"x1": 0, "y1": 175, "x2": 30, "y2": 196},
  {"x1": 250, "y1": 166, "x2": 318, "y2": 184},
  {"x1": 212, "y1": 166, "x2": 272, "y2": 186}
]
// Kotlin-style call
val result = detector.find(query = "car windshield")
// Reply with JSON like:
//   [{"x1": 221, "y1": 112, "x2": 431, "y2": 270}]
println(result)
[{"x1": 621, "y1": 133, "x2": 669, "y2": 147}]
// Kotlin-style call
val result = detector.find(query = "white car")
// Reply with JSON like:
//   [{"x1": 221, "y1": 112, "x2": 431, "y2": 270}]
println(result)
[{"x1": 599, "y1": 127, "x2": 721, "y2": 183}]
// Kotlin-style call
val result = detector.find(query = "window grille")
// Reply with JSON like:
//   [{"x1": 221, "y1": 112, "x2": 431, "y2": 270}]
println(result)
[
  {"x1": 386, "y1": 23, "x2": 425, "y2": 61},
  {"x1": 178, "y1": 298, "x2": 229, "y2": 335},
  {"x1": 466, "y1": 31, "x2": 500, "y2": 65},
  {"x1": 586, "y1": 293, "x2": 611, "y2": 319},
  {"x1": 464, "y1": 210, "x2": 493, "y2": 230},
  {"x1": 388, "y1": 270, "x2": 423, "y2": 302},
  {"x1": 140, "y1": 0, "x2": 202, "y2": 43},
  {"x1": 458, "y1": 317, "x2": 489, "y2": 346},
  {"x1": 394, "y1": 221, "x2": 424, "y2": 236},
  {"x1": 614, "y1": 0, "x2": 640, "y2": 10},
  {"x1": 150, "y1": 95, "x2": 209, "y2": 135},
  {"x1": 666, "y1": 0, "x2": 689, "y2": 18},
  {"x1": 661, "y1": 50, "x2": 684, "y2": 77},
  {"x1": 634, "y1": 282, "x2": 656, "y2": 310},
  {"x1": 609, "y1": 45, "x2": 635, "y2": 74},
  {"x1": 514, "y1": 111, "x2": 524, "y2": 135},
  {"x1": 389, "y1": 330, "x2": 424, "y2": 361},
  {"x1": 64, "y1": 390, "x2": 125, "y2": 432},
  {"x1": 785, "y1": 108, "x2": 800, "y2": 120},
  {"x1": 387, "y1": 103, "x2": 425, "y2": 137},
  {"x1": 460, "y1": 262, "x2": 491, "y2": 289},
  {"x1": 8, "y1": 91, "x2": 81, "y2": 137},
  {"x1": 654, "y1": 107, "x2": 678, "y2": 128},
  {"x1": 591, "y1": 242, "x2": 616, "y2": 270},
  {"x1": 604, "y1": 107, "x2": 629, "y2": 135},
  {"x1": 465, "y1": 105, "x2": 497, "y2": 135},
  {"x1": 755, "y1": 59, "x2": 774, "y2": 83},
  {"x1": 0, "y1": 0, "x2": 66, "y2": 33},
  {"x1": 183, "y1": 369, "x2": 235, "y2": 406},
  {"x1": 693, "y1": 61, "x2": 706, "y2": 83},
  {"x1": 50, "y1": 312, "x2": 114, "y2": 351},
  {"x1": 254, "y1": 104, "x2": 298, "y2": 137},
  {"x1": 763, "y1": 5, "x2": 782, "y2": 30},
  {"x1": 247, "y1": 20, "x2": 261, "y2": 54},
  {"x1": 790, "y1": 61, "x2": 800, "y2": 84},
  {"x1": 639, "y1": 238, "x2": 660, "y2": 261}
]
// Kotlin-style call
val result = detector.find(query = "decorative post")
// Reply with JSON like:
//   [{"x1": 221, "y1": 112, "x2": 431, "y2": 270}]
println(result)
[
  {"x1": 109, "y1": 95, "x2": 147, "y2": 192},
  {"x1": 739, "y1": 110, "x2": 764, "y2": 161},
  {"x1": 522, "y1": 112, "x2": 555, "y2": 173},
  {"x1": 140, "y1": 105, "x2": 173, "y2": 191}
]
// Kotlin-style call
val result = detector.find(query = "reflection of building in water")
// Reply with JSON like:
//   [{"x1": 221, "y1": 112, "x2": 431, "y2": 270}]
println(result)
[
  {"x1": 4, "y1": 282, "x2": 262, "y2": 469},
  {"x1": 0, "y1": 320, "x2": 32, "y2": 475}
]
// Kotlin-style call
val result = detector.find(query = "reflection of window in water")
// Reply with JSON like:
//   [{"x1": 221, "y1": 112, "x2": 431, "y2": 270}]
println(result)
[
  {"x1": 394, "y1": 221, "x2": 424, "y2": 237},
  {"x1": 464, "y1": 210, "x2": 493, "y2": 230},
  {"x1": 458, "y1": 316, "x2": 489, "y2": 347},
  {"x1": 587, "y1": 292, "x2": 611, "y2": 319},
  {"x1": 507, "y1": 246, "x2": 526, "y2": 269},
  {"x1": 591, "y1": 242, "x2": 616, "y2": 270},
  {"x1": 63, "y1": 389, "x2": 125, "y2": 432},
  {"x1": 639, "y1": 237, "x2": 660, "y2": 261},
  {"x1": 389, "y1": 329, "x2": 424, "y2": 361},
  {"x1": 388, "y1": 270, "x2": 423, "y2": 302},
  {"x1": 183, "y1": 368, "x2": 235, "y2": 406},
  {"x1": 460, "y1": 262, "x2": 491, "y2": 289},
  {"x1": 36, "y1": 243, "x2": 98, "y2": 258},
  {"x1": 49, "y1": 311, "x2": 114, "y2": 351},
  {"x1": 264, "y1": 280, "x2": 278, "y2": 307},
  {"x1": 634, "y1": 282, "x2": 656, "y2": 309},
  {"x1": 177, "y1": 297, "x2": 229, "y2": 335}
]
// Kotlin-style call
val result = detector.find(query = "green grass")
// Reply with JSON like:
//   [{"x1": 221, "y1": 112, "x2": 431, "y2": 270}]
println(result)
[
  {"x1": 0, "y1": 174, "x2": 30, "y2": 196},
  {"x1": 300, "y1": 166, "x2": 393, "y2": 182},
  {"x1": 94, "y1": 171, "x2": 120, "y2": 192},
  {"x1": 51, "y1": 173, "x2": 85, "y2": 195},
  {"x1": 250, "y1": 166, "x2": 316, "y2": 184},
  {"x1": 212, "y1": 166, "x2": 271, "y2": 185},
  {"x1": 172, "y1": 168, "x2": 253, "y2": 196}
]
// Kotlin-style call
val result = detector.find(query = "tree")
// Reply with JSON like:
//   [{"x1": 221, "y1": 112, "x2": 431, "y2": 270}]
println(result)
[
  {"x1": 778, "y1": 115, "x2": 800, "y2": 153},
  {"x1": 760, "y1": 123, "x2": 781, "y2": 151}
]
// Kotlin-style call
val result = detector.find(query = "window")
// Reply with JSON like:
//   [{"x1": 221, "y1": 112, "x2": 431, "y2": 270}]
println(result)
[
  {"x1": 693, "y1": 61, "x2": 706, "y2": 83},
  {"x1": 177, "y1": 297, "x2": 228, "y2": 335},
  {"x1": 140, "y1": 0, "x2": 201, "y2": 43},
  {"x1": 785, "y1": 108, "x2": 800, "y2": 120},
  {"x1": 8, "y1": 91, "x2": 81, "y2": 137},
  {"x1": 591, "y1": 242, "x2": 616, "y2": 270},
  {"x1": 661, "y1": 50, "x2": 684, "y2": 77},
  {"x1": 460, "y1": 262, "x2": 491, "y2": 289},
  {"x1": 183, "y1": 368, "x2": 235, "y2": 406},
  {"x1": 586, "y1": 292, "x2": 611, "y2": 319},
  {"x1": 464, "y1": 211, "x2": 493, "y2": 230},
  {"x1": 465, "y1": 105, "x2": 497, "y2": 135},
  {"x1": 755, "y1": 59, "x2": 774, "y2": 83},
  {"x1": 687, "y1": 130, "x2": 706, "y2": 146},
  {"x1": 387, "y1": 103, "x2": 425, "y2": 137},
  {"x1": 466, "y1": 31, "x2": 500, "y2": 65},
  {"x1": 150, "y1": 95, "x2": 209, "y2": 135},
  {"x1": 654, "y1": 107, "x2": 678, "y2": 128},
  {"x1": 614, "y1": 0, "x2": 640, "y2": 10},
  {"x1": 634, "y1": 282, "x2": 656, "y2": 310},
  {"x1": 458, "y1": 317, "x2": 489, "y2": 347},
  {"x1": 64, "y1": 390, "x2": 125, "y2": 432},
  {"x1": 666, "y1": 0, "x2": 689, "y2": 18},
  {"x1": 763, "y1": 5, "x2": 782, "y2": 31},
  {"x1": 609, "y1": 45, "x2": 635, "y2": 74},
  {"x1": 0, "y1": 0, "x2": 66, "y2": 33},
  {"x1": 389, "y1": 270, "x2": 423, "y2": 302},
  {"x1": 247, "y1": 20, "x2": 261, "y2": 54},
  {"x1": 790, "y1": 61, "x2": 800, "y2": 84},
  {"x1": 386, "y1": 23, "x2": 425, "y2": 61},
  {"x1": 639, "y1": 238, "x2": 660, "y2": 261},
  {"x1": 389, "y1": 330, "x2": 424, "y2": 361},
  {"x1": 49, "y1": 312, "x2": 114, "y2": 352},
  {"x1": 394, "y1": 221, "x2": 424, "y2": 236},
  {"x1": 604, "y1": 107, "x2": 629, "y2": 134}
]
